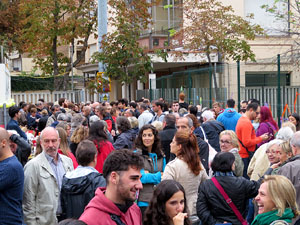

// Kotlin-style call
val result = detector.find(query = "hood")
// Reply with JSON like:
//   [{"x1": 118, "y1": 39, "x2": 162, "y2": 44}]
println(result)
[
  {"x1": 62, "y1": 172, "x2": 102, "y2": 194},
  {"x1": 222, "y1": 108, "x2": 238, "y2": 118}
]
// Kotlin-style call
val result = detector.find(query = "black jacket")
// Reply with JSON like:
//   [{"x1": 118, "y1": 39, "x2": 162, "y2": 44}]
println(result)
[
  {"x1": 61, "y1": 171, "x2": 106, "y2": 219},
  {"x1": 196, "y1": 134, "x2": 209, "y2": 174},
  {"x1": 159, "y1": 125, "x2": 177, "y2": 163},
  {"x1": 113, "y1": 129, "x2": 136, "y2": 150},
  {"x1": 196, "y1": 176, "x2": 259, "y2": 225},
  {"x1": 10, "y1": 134, "x2": 31, "y2": 167}
]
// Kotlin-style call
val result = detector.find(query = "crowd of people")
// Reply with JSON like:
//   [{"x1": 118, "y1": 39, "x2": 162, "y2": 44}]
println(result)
[{"x1": 1, "y1": 93, "x2": 300, "y2": 225}]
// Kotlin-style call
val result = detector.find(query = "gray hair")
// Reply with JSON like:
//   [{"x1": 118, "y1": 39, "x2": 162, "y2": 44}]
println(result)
[
  {"x1": 267, "y1": 139, "x2": 283, "y2": 150},
  {"x1": 276, "y1": 127, "x2": 294, "y2": 141},
  {"x1": 178, "y1": 116, "x2": 193, "y2": 128},
  {"x1": 89, "y1": 115, "x2": 100, "y2": 127},
  {"x1": 290, "y1": 131, "x2": 300, "y2": 148},
  {"x1": 202, "y1": 110, "x2": 214, "y2": 121}
]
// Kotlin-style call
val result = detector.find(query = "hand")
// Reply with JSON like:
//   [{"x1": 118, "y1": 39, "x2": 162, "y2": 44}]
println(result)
[
  {"x1": 271, "y1": 161, "x2": 281, "y2": 169},
  {"x1": 260, "y1": 133, "x2": 269, "y2": 141},
  {"x1": 111, "y1": 130, "x2": 116, "y2": 136},
  {"x1": 173, "y1": 212, "x2": 188, "y2": 225}
]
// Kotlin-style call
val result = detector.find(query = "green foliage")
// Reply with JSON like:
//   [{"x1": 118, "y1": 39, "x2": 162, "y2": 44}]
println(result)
[{"x1": 92, "y1": 0, "x2": 153, "y2": 84}]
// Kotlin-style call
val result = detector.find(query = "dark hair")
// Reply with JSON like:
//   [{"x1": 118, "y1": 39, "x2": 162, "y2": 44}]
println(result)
[
  {"x1": 186, "y1": 114, "x2": 199, "y2": 128},
  {"x1": 239, "y1": 109, "x2": 246, "y2": 114},
  {"x1": 140, "y1": 103, "x2": 148, "y2": 111},
  {"x1": 211, "y1": 152, "x2": 235, "y2": 173},
  {"x1": 58, "y1": 219, "x2": 87, "y2": 225},
  {"x1": 95, "y1": 106, "x2": 107, "y2": 117},
  {"x1": 58, "y1": 98, "x2": 66, "y2": 107},
  {"x1": 135, "y1": 124, "x2": 163, "y2": 157},
  {"x1": 116, "y1": 116, "x2": 131, "y2": 133},
  {"x1": 242, "y1": 100, "x2": 248, "y2": 104},
  {"x1": 289, "y1": 113, "x2": 300, "y2": 131},
  {"x1": 76, "y1": 140, "x2": 97, "y2": 166},
  {"x1": 227, "y1": 99, "x2": 235, "y2": 108},
  {"x1": 248, "y1": 98, "x2": 260, "y2": 105},
  {"x1": 154, "y1": 101, "x2": 164, "y2": 110},
  {"x1": 51, "y1": 104, "x2": 60, "y2": 112},
  {"x1": 175, "y1": 130, "x2": 202, "y2": 175},
  {"x1": 164, "y1": 114, "x2": 176, "y2": 127},
  {"x1": 102, "y1": 149, "x2": 144, "y2": 182},
  {"x1": 118, "y1": 98, "x2": 128, "y2": 107},
  {"x1": 144, "y1": 180, "x2": 190, "y2": 225},
  {"x1": 21, "y1": 103, "x2": 28, "y2": 109},
  {"x1": 125, "y1": 109, "x2": 135, "y2": 117},
  {"x1": 246, "y1": 102, "x2": 259, "y2": 112},
  {"x1": 188, "y1": 106, "x2": 198, "y2": 116},
  {"x1": 162, "y1": 102, "x2": 169, "y2": 112},
  {"x1": 129, "y1": 102, "x2": 137, "y2": 109},
  {"x1": 18, "y1": 101, "x2": 25, "y2": 108},
  {"x1": 88, "y1": 121, "x2": 108, "y2": 143},
  {"x1": 8, "y1": 106, "x2": 20, "y2": 118}
]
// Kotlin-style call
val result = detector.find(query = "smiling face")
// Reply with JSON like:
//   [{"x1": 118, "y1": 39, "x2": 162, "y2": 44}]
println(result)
[
  {"x1": 220, "y1": 134, "x2": 234, "y2": 152},
  {"x1": 266, "y1": 144, "x2": 280, "y2": 164},
  {"x1": 288, "y1": 116, "x2": 297, "y2": 126},
  {"x1": 255, "y1": 182, "x2": 276, "y2": 214},
  {"x1": 165, "y1": 191, "x2": 185, "y2": 220},
  {"x1": 142, "y1": 129, "x2": 155, "y2": 151}
]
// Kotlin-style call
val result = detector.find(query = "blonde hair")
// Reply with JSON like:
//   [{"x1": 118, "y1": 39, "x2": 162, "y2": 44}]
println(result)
[
  {"x1": 279, "y1": 140, "x2": 293, "y2": 155},
  {"x1": 219, "y1": 130, "x2": 240, "y2": 150},
  {"x1": 70, "y1": 125, "x2": 89, "y2": 144},
  {"x1": 263, "y1": 175, "x2": 299, "y2": 217},
  {"x1": 56, "y1": 127, "x2": 69, "y2": 156},
  {"x1": 151, "y1": 121, "x2": 163, "y2": 132},
  {"x1": 128, "y1": 116, "x2": 139, "y2": 129},
  {"x1": 282, "y1": 121, "x2": 296, "y2": 133}
]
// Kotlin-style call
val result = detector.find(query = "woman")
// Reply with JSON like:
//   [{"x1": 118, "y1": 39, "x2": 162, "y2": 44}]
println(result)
[
  {"x1": 162, "y1": 130, "x2": 208, "y2": 216},
  {"x1": 256, "y1": 106, "x2": 279, "y2": 147},
  {"x1": 288, "y1": 113, "x2": 300, "y2": 131},
  {"x1": 135, "y1": 124, "x2": 166, "y2": 214},
  {"x1": 113, "y1": 116, "x2": 136, "y2": 150},
  {"x1": 264, "y1": 140, "x2": 282, "y2": 173},
  {"x1": 88, "y1": 121, "x2": 114, "y2": 173},
  {"x1": 197, "y1": 152, "x2": 260, "y2": 225},
  {"x1": 56, "y1": 127, "x2": 78, "y2": 169},
  {"x1": 144, "y1": 180, "x2": 190, "y2": 225},
  {"x1": 69, "y1": 125, "x2": 89, "y2": 155},
  {"x1": 252, "y1": 175, "x2": 299, "y2": 225},
  {"x1": 219, "y1": 130, "x2": 244, "y2": 177}
]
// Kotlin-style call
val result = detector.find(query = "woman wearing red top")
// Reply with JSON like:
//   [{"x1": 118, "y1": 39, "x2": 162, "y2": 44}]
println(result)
[
  {"x1": 88, "y1": 120, "x2": 114, "y2": 173},
  {"x1": 56, "y1": 127, "x2": 78, "y2": 169}
]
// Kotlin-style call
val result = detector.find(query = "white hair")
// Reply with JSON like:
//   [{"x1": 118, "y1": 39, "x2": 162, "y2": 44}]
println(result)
[
  {"x1": 276, "y1": 127, "x2": 294, "y2": 141},
  {"x1": 202, "y1": 110, "x2": 214, "y2": 121},
  {"x1": 267, "y1": 139, "x2": 283, "y2": 150}
]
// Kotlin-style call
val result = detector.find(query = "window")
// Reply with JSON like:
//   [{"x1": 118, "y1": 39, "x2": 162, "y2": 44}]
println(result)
[{"x1": 246, "y1": 72, "x2": 290, "y2": 87}]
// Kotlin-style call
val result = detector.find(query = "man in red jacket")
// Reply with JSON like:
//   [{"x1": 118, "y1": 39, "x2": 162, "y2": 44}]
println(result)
[{"x1": 80, "y1": 150, "x2": 144, "y2": 225}]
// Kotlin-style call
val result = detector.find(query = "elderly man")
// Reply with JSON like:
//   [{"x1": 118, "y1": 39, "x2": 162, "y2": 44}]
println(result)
[{"x1": 23, "y1": 127, "x2": 73, "y2": 224}]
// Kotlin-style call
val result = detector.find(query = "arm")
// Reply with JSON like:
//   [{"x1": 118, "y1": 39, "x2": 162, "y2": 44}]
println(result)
[
  {"x1": 240, "y1": 122, "x2": 262, "y2": 148},
  {"x1": 113, "y1": 135, "x2": 125, "y2": 150},
  {"x1": 256, "y1": 123, "x2": 269, "y2": 137},
  {"x1": 140, "y1": 168, "x2": 161, "y2": 184},
  {"x1": 162, "y1": 164, "x2": 175, "y2": 180}
]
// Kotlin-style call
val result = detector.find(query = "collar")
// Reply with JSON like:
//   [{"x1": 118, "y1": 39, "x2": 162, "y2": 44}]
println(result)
[
  {"x1": 44, "y1": 151, "x2": 61, "y2": 164},
  {"x1": 214, "y1": 171, "x2": 234, "y2": 177}
]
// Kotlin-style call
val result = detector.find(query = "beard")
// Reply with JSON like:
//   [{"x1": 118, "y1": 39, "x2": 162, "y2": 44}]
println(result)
[{"x1": 117, "y1": 179, "x2": 137, "y2": 203}]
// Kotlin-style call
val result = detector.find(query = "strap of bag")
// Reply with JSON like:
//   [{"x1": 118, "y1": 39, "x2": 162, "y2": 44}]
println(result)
[
  {"x1": 211, "y1": 177, "x2": 247, "y2": 224},
  {"x1": 110, "y1": 214, "x2": 126, "y2": 225},
  {"x1": 200, "y1": 126, "x2": 208, "y2": 141},
  {"x1": 237, "y1": 138, "x2": 253, "y2": 157}
]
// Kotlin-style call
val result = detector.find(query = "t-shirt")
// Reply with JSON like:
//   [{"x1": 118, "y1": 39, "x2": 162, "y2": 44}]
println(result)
[{"x1": 0, "y1": 155, "x2": 24, "y2": 224}]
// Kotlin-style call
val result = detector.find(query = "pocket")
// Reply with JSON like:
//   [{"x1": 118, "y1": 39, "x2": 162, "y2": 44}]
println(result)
[{"x1": 40, "y1": 171, "x2": 51, "y2": 179}]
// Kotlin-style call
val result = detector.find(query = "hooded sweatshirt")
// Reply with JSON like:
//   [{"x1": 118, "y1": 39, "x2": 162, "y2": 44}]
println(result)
[
  {"x1": 79, "y1": 188, "x2": 142, "y2": 225},
  {"x1": 217, "y1": 108, "x2": 241, "y2": 131}
]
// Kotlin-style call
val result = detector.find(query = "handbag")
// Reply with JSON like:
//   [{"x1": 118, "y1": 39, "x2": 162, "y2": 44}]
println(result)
[
  {"x1": 211, "y1": 177, "x2": 248, "y2": 225},
  {"x1": 200, "y1": 126, "x2": 217, "y2": 165}
]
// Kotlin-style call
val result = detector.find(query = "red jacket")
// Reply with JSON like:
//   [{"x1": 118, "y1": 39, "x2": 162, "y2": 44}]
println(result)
[
  {"x1": 58, "y1": 149, "x2": 78, "y2": 169},
  {"x1": 79, "y1": 187, "x2": 142, "y2": 225},
  {"x1": 93, "y1": 140, "x2": 114, "y2": 173}
]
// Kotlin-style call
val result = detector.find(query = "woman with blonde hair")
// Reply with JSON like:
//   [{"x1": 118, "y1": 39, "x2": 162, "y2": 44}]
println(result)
[
  {"x1": 69, "y1": 125, "x2": 89, "y2": 155},
  {"x1": 252, "y1": 175, "x2": 299, "y2": 225},
  {"x1": 57, "y1": 127, "x2": 78, "y2": 168},
  {"x1": 162, "y1": 130, "x2": 208, "y2": 217},
  {"x1": 219, "y1": 130, "x2": 244, "y2": 177}
]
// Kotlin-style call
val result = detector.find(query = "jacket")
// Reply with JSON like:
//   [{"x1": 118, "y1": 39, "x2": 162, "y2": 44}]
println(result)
[
  {"x1": 92, "y1": 140, "x2": 114, "y2": 173},
  {"x1": 6, "y1": 119, "x2": 27, "y2": 141},
  {"x1": 196, "y1": 175, "x2": 260, "y2": 225},
  {"x1": 79, "y1": 187, "x2": 142, "y2": 225},
  {"x1": 138, "y1": 110, "x2": 153, "y2": 129},
  {"x1": 195, "y1": 134, "x2": 210, "y2": 174},
  {"x1": 61, "y1": 166, "x2": 106, "y2": 219},
  {"x1": 256, "y1": 122, "x2": 277, "y2": 147},
  {"x1": 136, "y1": 149, "x2": 166, "y2": 205},
  {"x1": 23, "y1": 151, "x2": 73, "y2": 225},
  {"x1": 278, "y1": 155, "x2": 300, "y2": 208},
  {"x1": 162, "y1": 158, "x2": 208, "y2": 215},
  {"x1": 229, "y1": 148, "x2": 244, "y2": 177},
  {"x1": 159, "y1": 125, "x2": 177, "y2": 163},
  {"x1": 113, "y1": 129, "x2": 136, "y2": 150},
  {"x1": 247, "y1": 143, "x2": 269, "y2": 180},
  {"x1": 10, "y1": 133, "x2": 31, "y2": 167},
  {"x1": 217, "y1": 108, "x2": 241, "y2": 131}
]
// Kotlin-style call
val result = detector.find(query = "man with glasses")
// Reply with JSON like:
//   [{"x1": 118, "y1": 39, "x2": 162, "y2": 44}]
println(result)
[{"x1": 235, "y1": 103, "x2": 269, "y2": 179}]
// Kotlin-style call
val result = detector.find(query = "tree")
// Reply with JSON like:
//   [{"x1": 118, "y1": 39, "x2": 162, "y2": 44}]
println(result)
[
  {"x1": 172, "y1": 0, "x2": 264, "y2": 100},
  {"x1": 92, "y1": 0, "x2": 152, "y2": 85},
  {"x1": 19, "y1": 0, "x2": 97, "y2": 90}
]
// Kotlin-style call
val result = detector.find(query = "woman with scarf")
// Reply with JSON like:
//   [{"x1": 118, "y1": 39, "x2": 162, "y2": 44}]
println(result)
[
  {"x1": 252, "y1": 175, "x2": 299, "y2": 225},
  {"x1": 135, "y1": 124, "x2": 166, "y2": 216}
]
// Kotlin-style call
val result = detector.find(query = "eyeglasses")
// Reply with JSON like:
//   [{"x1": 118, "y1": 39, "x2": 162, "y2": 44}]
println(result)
[
  {"x1": 220, "y1": 140, "x2": 232, "y2": 144},
  {"x1": 255, "y1": 111, "x2": 260, "y2": 115}
]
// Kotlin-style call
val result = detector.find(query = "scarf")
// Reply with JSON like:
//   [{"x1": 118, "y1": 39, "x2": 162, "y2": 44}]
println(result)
[{"x1": 251, "y1": 208, "x2": 294, "y2": 225}]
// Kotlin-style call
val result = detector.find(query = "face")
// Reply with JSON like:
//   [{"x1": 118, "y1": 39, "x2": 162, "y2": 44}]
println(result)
[
  {"x1": 165, "y1": 191, "x2": 185, "y2": 220},
  {"x1": 276, "y1": 146, "x2": 291, "y2": 164},
  {"x1": 250, "y1": 106, "x2": 260, "y2": 120},
  {"x1": 118, "y1": 102, "x2": 124, "y2": 109},
  {"x1": 124, "y1": 109, "x2": 132, "y2": 118},
  {"x1": 116, "y1": 166, "x2": 143, "y2": 203},
  {"x1": 170, "y1": 137, "x2": 181, "y2": 156},
  {"x1": 241, "y1": 103, "x2": 247, "y2": 109},
  {"x1": 266, "y1": 144, "x2": 280, "y2": 164},
  {"x1": 176, "y1": 118, "x2": 192, "y2": 134},
  {"x1": 255, "y1": 182, "x2": 276, "y2": 214},
  {"x1": 142, "y1": 129, "x2": 155, "y2": 150},
  {"x1": 41, "y1": 128, "x2": 60, "y2": 158},
  {"x1": 106, "y1": 106, "x2": 112, "y2": 114},
  {"x1": 288, "y1": 116, "x2": 297, "y2": 126},
  {"x1": 220, "y1": 134, "x2": 234, "y2": 152},
  {"x1": 213, "y1": 105, "x2": 221, "y2": 114},
  {"x1": 152, "y1": 104, "x2": 158, "y2": 113},
  {"x1": 172, "y1": 103, "x2": 179, "y2": 113}
]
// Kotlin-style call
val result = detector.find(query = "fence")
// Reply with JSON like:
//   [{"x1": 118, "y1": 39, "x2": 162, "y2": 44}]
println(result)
[{"x1": 12, "y1": 89, "x2": 85, "y2": 105}]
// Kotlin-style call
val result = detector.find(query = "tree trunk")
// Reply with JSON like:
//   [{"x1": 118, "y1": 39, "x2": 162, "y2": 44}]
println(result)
[
  {"x1": 52, "y1": 36, "x2": 61, "y2": 90},
  {"x1": 206, "y1": 52, "x2": 219, "y2": 101}
]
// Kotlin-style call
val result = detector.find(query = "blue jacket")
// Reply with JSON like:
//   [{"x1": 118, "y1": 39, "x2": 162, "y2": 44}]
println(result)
[
  {"x1": 6, "y1": 119, "x2": 27, "y2": 141},
  {"x1": 217, "y1": 108, "x2": 241, "y2": 131}
]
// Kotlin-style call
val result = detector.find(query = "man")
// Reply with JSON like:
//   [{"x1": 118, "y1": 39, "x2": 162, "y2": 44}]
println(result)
[
  {"x1": 241, "y1": 100, "x2": 248, "y2": 110},
  {"x1": 278, "y1": 131, "x2": 300, "y2": 210},
  {"x1": 138, "y1": 103, "x2": 153, "y2": 129},
  {"x1": 212, "y1": 102, "x2": 224, "y2": 118},
  {"x1": 159, "y1": 114, "x2": 177, "y2": 163},
  {"x1": 129, "y1": 102, "x2": 140, "y2": 118},
  {"x1": 6, "y1": 106, "x2": 27, "y2": 140},
  {"x1": 18, "y1": 103, "x2": 28, "y2": 127},
  {"x1": 118, "y1": 98, "x2": 128, "y2": 113},
  {"x1": 23, "y1": 127, "x2": 73, "y2": 224},
  {"x1": 0, "y1": 128, "x2": 24, "y2": 225},
  {"x1": 82, "y1": 105, "x2": 92, "y2": 126},
  {"x1": 171, "y1": 101, "x2": 180, "y2": 113},
  {"x1": 61, "y1": 140, "x2": 106, "y2": 219},
  {"x1": 176, "y1": 117, "x2": 209, "y2": 173},
  {"x1": 46, "y1": 104, "x2": 61, "y2": 127},
  {"x1": 124, "y1": 108, "x2": 135, "y2": 118},
  {"x1": 151, "y1": 100, "x2": 165, "y2": 122},
  {"x1": 235, "y1": 103, "x2": 269, "y2": 179},
  {"x1": 80, "y1": 149, "x2": 144, "y2": 225},
  {"x1": 217, "y1": 99, "x2": 241, "y2": 131}
]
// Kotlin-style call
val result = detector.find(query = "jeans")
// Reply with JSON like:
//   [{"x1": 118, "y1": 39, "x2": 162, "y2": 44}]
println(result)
[{"x1": 242, "y1": 157, "x2": 250, "y2": 180}]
